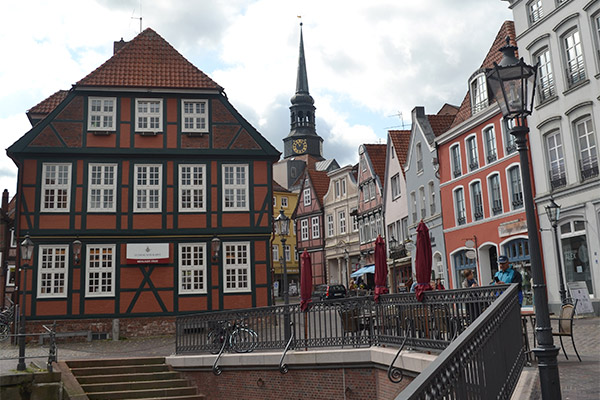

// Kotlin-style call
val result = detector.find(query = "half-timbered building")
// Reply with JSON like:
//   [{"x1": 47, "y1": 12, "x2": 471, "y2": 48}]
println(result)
[{"x1": 7, "y1": 28, "x2": 280, "y2": 337}]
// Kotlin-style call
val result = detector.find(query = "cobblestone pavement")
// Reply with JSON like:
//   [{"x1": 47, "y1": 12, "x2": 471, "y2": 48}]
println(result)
[{"x1": 516, "y1": 316, "x2": 600, "y2": 400}]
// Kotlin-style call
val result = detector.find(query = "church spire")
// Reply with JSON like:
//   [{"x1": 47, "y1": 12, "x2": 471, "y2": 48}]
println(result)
[{"x1": 283, "y1": 22, "x2": 323, "y2": 160}]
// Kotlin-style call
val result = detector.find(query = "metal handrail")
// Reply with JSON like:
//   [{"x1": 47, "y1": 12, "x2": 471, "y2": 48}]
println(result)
[{"x1": 279, "y1": 321, "x2": 295, "y2": 374}]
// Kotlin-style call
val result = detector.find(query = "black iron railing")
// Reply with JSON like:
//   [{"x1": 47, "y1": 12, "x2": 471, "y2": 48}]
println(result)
[
  {"x1": 175, "y1": 285, "x2": 509, "y2": 355},
  {"x1": 397, "y1": 284, "x2": 524, "y2": 399}
]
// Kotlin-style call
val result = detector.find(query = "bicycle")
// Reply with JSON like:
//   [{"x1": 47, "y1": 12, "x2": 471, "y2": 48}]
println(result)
[
  {"x1": 0, "y1": 300, "x2": 15, "y2": 341},
  {"x1": 207, "y1": 319, "x2": 258, "y2": 354}
]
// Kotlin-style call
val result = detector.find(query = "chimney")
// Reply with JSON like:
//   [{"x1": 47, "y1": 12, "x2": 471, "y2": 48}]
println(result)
[
  {"x1": 113, "y1": 38, "x2": 127, "y2": 54},
  {"x1": 1, "y1": 189, "x2": 8, "y2": 213}
]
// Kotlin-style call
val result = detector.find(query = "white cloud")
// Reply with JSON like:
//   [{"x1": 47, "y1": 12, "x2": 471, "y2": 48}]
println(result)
[{"x1": 0, "y1": 0, "x2": 513, "y2": 194}]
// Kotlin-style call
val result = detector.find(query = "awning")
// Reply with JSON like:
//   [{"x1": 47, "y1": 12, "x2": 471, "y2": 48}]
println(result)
[{"x1": 351, "y1": 264, "x2": 375, "y2": 278}]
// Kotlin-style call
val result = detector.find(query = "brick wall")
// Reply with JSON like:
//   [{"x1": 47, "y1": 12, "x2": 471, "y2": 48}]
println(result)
[{"x1": 181, "y1": 367, "x2": 411, "y2": 400}]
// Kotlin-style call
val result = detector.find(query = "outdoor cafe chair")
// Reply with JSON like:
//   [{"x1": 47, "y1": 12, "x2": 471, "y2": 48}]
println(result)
[{"x1": 550, "y1": 298, "x2": 581, "y2": 362}]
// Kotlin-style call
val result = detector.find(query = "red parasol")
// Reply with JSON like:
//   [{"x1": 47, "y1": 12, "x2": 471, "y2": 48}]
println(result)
[
  {"x1": 415, "y1": 221, "x2": 433, "y2": 301},
  {"x1": 374, "y1": 235, "x2": 389, "y2": 303},
  {"x1": 300, "y1": 250, "x2": 313, "y2": 311}
]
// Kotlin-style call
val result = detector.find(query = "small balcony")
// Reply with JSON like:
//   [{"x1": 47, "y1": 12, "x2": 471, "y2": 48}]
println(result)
[
  {"x1": 549, "y1": 167, "x2": 567, "y2": 189},
  {"x1": 505, "y1": 143, "x2": 517, "y2": 155},
  {"x1": 487, "y1": 152, "x2": 497, "y2": 163},
  {"x1": 469, "y1": 161, "x2": 479, "y2": 171},
  {"x1": 566, "y1": 62, "x2": 586, "y2": 87},
  {"x1": 580, "y1": 156, "x2": 599, "y2": 181},
  {"x1": 453, "y1": 168, "x2": 461, "y2": 178}
]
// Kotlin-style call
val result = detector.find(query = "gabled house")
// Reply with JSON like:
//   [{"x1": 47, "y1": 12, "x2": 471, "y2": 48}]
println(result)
[
  {"x1": 293, "y1": 169, "x2": 330, "y2": 286},
  {"x1": 504, "y1": 0, "x2": 600, "y2": 314},
  {"x1": 323, "y1": 164, "x2": 359, "y2": 287},
  {"x1": 437, "y1": 21, "x2": 538, "y2": 304},
  {"x1": 272, "y1": 181, "x2": 299, "y2": 296},
  {"x1": 404, "y1": 105, "x2": 457, "y2": 287},
  {"x1": 6, "y1": 28, "x2": 280, "y2": 337},
  {"x1": 356, "y1": 144, "x2": 387, "y2": 277},
  {"x1": 1, "y1": 191, "x2": 17, "y2": 308},
  {"x1": 382, "y1": 130, "x2": 412, "y2": 292}
]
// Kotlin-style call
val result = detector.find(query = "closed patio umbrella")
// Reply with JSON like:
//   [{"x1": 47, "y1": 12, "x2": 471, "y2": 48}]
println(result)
[
  {"x1": 415, "y1": 221, "x2": 433, "y2": 302},
  {"x1": 374, "y1": 235, "x2": 388, "y2": 303},
  {"x1": 300, "y1": 250, "x2": 312, "y2": 311}
]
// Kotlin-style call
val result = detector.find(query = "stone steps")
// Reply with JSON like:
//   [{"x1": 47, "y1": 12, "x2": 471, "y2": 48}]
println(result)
[{"x1": 64, "y1": 357, "x2": 204, "y2": 400}]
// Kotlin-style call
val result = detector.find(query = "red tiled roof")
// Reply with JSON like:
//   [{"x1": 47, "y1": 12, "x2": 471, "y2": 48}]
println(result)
[
  {"x1": 76, "y1": 28, "x2": 222, "y2": 91},
  {"x1": 450, "y1": 21, "x2": 516, "y2": 129},
  {"x1": 27, "y1": 90, "x2": 69, "y2": 115},
  {"x1": 389, "y1": 130, "x2": 411, "y2": 176},
  {"x1": 427, "y1": 114, "x2": 456, "y2": 137},
  {"x1": 364, "y1": 144, "x2": 387, "y2": 181},
  {"x1": 307, "y1": 169, "x2": 330, "y2": 204}
]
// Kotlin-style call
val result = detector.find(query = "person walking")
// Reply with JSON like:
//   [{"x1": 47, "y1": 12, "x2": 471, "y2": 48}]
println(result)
[{"x1": 493, "y1": 255, "x2": 523, "y2": 305}]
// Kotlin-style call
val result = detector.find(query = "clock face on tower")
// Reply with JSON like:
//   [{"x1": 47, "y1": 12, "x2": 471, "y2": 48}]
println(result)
[{"x1": 292, "y1": 138, "x2": 307, "y2": 154}]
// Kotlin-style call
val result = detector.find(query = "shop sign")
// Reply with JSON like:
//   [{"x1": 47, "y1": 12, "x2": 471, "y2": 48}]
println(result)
[{"x1": 126, "y1": 243, "x2": 170, "y2": 264}]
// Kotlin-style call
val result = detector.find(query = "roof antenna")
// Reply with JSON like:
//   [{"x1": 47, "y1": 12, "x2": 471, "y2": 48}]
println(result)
[
  {"x1": 131, "y1": 0, "x2": 142, "y2": 33},
  {"x1": 385, "y1": 111, "x2": 410, "y2": 130}
]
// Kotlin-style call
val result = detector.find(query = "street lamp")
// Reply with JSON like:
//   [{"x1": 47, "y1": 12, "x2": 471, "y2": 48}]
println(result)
[
  {"x1": 273, "y1": 208, "x2": 291, "y2": 341},
  {"x1": 72, "y1": 239, "x2": 82, "y2": 265},
  {"x1": 545, "y1": 198, "x2": 567, "y2": 303},
  {"x1": 487, "y1": 36, "x2": 561, "y2": 399},
  {"x1": 17, "y1": 235, "x2": 34, "y2": 371},
  {"x1": 211, "y1": 236, "x2": 221, "y2": 261}
]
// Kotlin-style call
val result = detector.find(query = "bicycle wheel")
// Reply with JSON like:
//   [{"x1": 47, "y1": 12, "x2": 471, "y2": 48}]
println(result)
[
  {"x1": 207, "y1": 329, "x2": 226, "y2": 354},
  {"x1": 0, "y1": 322, "x2": 9, "y2": 342},
  {"x1": 230, "y1": 327, "x2": 258, "y2": 353}
]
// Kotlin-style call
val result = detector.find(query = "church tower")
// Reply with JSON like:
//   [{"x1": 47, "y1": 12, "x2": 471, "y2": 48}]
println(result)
[{"x1": 283, "y1": 23, "x2": 324, "y2": 160}]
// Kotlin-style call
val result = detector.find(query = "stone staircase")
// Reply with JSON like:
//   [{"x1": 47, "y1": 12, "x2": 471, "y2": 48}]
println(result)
[{"x1": 61, "y1": 357, "x2": 204, "y2": 400}]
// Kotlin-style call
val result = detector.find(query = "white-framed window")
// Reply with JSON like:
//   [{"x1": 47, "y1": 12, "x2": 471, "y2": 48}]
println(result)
[
  {"x1": 339, "y1": 210, "x2": 346, "y2": 234},
  {"x1": 470, "y1": 73, "x2": 488, "y2": 114},
  {"x1": 416, "y1": 143, "x2": 423, "y2": 173},
  {"x1": 483, "y1": 126, "x2": 497, "y2": 163},
  {"x1": 428, "y1": 181, "x2": 436, "y2": 215},
  {"x1": 488, "y1": 173, "x2": 503, "y2": 216},
  {"x1": 574, "y1": 116, "x2": 598, "y2": 181},
  {"x1": 301, "y1": 219, "x2": 309, "y2": 240},
  {"x1": 42, "y1": 163, "x2": 71, "y2": 212},
  {"x1": 419, "y1": 186, "x2": 426, "y2": 219},
  {"x1": 88, "y1": 97, "x2": 116, "y2": 131},
  {"x1": 281, "y1": 197, "x2": 288, "y2": 208},
  {"x1": 86, "y1": 244, "x2": 115, "y2": 297},
  {"x1": 563, "y1": 29, "x2": 586, "y2": 87},
  {"x1": 335, "y1": 180, "x2": 340, "y2": 198},
  {"x1": 182, "y1": 100, "x2": 208, "y2": 133},
  {"x1": 272, "y1": 245, "x2": 279, "y2": 261},
  {"x1": 38, "y1": 245, "x2": 68, "y2": 298},
  {"x1": 508, "y1": 165, "x2": 524, "y2": 210},
  {"x1": 223, "y1": 242, "x2": 250, "y2": 292},
  {"x1": 10, "y1": 229, "x2": 16, "y2": 248},
  {"x1": 503, "y1": 118, "x2": 517, "y2": 155},
  {"x1": 284, "y1": 245, "x2": 291, "y2": 261},
  {"x1": 134, "y1": 164, "x2": 162, "y2": 212},
  {"x1": 528, "y1": 0, "x2": 543, "y2": 24},
  {"x1": 410, "y1": 191, "x2": 417, "y2": 223},
  {"x1": 451, "y1": 144, "x2": 461, "y2": 178},
  {"x1": 536, "y1": 48, "x2": 555, "y2": 102},
  {"x1": 179, "y1": 243, "x2": 207, "y2": 294},
  {"x1": 327, "y1": 214, "x2": 334, "y2": 237},
  {"x1": 470, "y1": 181, "x2": 484, "y2": 221},
  {"x1": 391, "y1": 173, "x2": 401, "y2": 199},
  {"x1": 223, "y1": 164, "x2": 248, "y2": 211},
  {"x1": 370, "y1": 181, "x2": 376, "y2": 200},
  {"x1": 454, "y1": 187, "x2": 466, "y2": 226},
  {"x1": 311, "y1": 216, "x2": 320, "y2": 239},
  {"x1": 135, "y1": 98, "x2": 163, "y2": 133},
  {"x1": 179, "y1": 164, "x2": 205, "y2": 212},
  {"x1": 595, "y1": 13, "x2": 600, "y2": 66},
  {"x1": 341, "y1": 179, "x2": 346, "y2": 196},
  {"x1": 351, "y1": 209, "x2": 359, "y2": 232},
  {"x1": 546, "y1": 130, "x2": 566, "y2": 189},
  {"x1": 6, "y1": 265, "x2": 15, "y2": 287},
  {"x1": 273, "y1": 197, "x2": 276, "y2": 207},
  {"x1": 362, "y1": 183, "x2": 370, "y2": 202},
  {"x1": 466, "y1": 135, "x2": 478, "y2": 171},
  {"x1": 303, "y1": 188, "x2": 311, "y2": 206},
  {"x1": 294, "y1": 246, "x2": 298, "y2": 261},
  {"x1": 88, "y1": 163, "x2": 117, "y2": 212}
]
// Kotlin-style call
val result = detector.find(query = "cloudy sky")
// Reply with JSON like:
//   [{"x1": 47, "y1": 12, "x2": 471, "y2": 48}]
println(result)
[{"x1": 0, "y1": 0, "x2": 513, "y2": 194}]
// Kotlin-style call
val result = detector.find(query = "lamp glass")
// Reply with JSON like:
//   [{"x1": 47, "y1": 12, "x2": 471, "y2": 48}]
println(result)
[
  {"x1": 20, "y1": 236, "x2": 34, "y2": 261},
  {"x1": 274, "y1": 209, "x2": 290, "y2": 237},
  {"x1": 389, "y1": 236, "x2": 397, "y2": 250},
  {"x1": 545, "y1": 199, "x2": 561, "y2": 225},
  {"x1": 72, "y1": 239, "x2": 82, "y2": 258},
  {"x1": 211, "y1": 237, "x2": 221, "y2": 258}
]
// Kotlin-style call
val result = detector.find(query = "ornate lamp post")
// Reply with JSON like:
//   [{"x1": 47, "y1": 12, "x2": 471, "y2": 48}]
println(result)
[
  {"x1": 545, "y1": 198, "x2": 567, "y2": 304},
  {"x1": 487, "y1": 36, "x2": 561, "y2": 399},
  {"x1": 17, "y1": 235, "x2": 34, "y2": 371},
  {"x1": 274, "y1": 208, "x2": 291, "y2": 340}
]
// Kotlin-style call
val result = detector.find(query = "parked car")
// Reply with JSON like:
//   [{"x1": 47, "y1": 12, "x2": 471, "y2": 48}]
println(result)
[{"x1": 312, "y1": 284, "x2": 347, "y2": 300}]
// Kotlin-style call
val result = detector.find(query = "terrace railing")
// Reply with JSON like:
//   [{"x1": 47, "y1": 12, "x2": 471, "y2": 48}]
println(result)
[{"x1": 175, "y1": 285, "x2": 509, "y2": 355}]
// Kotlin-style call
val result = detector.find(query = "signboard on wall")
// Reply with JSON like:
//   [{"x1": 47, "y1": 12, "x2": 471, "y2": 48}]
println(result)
[
  {"x1": 126, "y1": 243, "x2": 170, "y2": 264},
  {"x1": 566, "y1": 281, "x2": 594, "y2": 315}
]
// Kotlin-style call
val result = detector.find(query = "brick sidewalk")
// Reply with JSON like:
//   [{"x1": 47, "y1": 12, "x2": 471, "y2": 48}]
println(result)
[{"x1": 514, "y1": 316, "x2": 600, "y2": 399}]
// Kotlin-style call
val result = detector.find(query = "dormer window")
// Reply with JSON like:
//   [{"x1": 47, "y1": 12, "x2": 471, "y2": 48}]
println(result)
[
  {"x1": 88, "y1": 97, "x2": 116, "y2": 132},
  {"x1": 136, "y1": 99, "x2": 163, "y2": 133},
  {"x1": 470, "y1": 73, "x2": 488, "y2": 115}
]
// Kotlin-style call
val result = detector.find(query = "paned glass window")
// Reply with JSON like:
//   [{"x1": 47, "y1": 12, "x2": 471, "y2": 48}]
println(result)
[
  {"x1": 88, "y1": 97, "x2": 116, "y2": 131},
  {"x1": 327, "y1": 214, "x2": 334, "y2": 237},
  {"x1": 489, "y1": 174, "x2": 503, "y2": 216},
  {"x1": 179, "y1": 243, "x2": 206, "y2": 293},
  {"x1": 179, "y1": 164, "x2": 205, "y2": 211},
  {"x1": 391, "y1": 174, "x2": 401, "y2": 199},
  {"x1": 454, "y1": 188, "x2": 466, "y2": 226},
  {"x1": 508, "y1": 166, "x2": 524, "y2": 209},
  {"x1": 546, "y1": 131, "x2": 566, "y2": 189},
  {"x1": 38, "y1": 245, "x2": 68, "y2": 298},
  {"x1": 339, "y1": 210, "x2": 346, "y2": 234},
  {"x1": 564, "y1": 30, "x2": 586, "y2": 86},
  {"x1": 470, "y1": 74, "x2": 488, "y2": 114},
  {"x1": 484, "y1": 126, "x2": 497, "y2": 163},
  {"x1": 182, "y1": 100, "x2": 208, "y2": 133},
  {"x1": 89, "y1": 164, "x2": 116, "y2": 212},
  {"x1": 470, "y1": 181, "x2": 484, "y2": 221},
  {"x1": 537, "y1": 49, "x2": 555, "y2": 102},
  {"x1": 301, "y1": 219, "x2": 309, "y2": 240},
  {"x1": 466, "y1": 136, "x2": 479, "y2": 171},
  {"x1": 575, "y1": 117, "x2": 598, "y2": 181},
  {"x1": 86, "y1": 245, "x2": 115, "y2": 296},
  {"x1": 135, "y1": 165, "x2": 161, "y2": 212},
  {"x1": 311, "y1": 216, "x2": 320, "y2": 239},
  {"x1": 224, "y1": 242, "x2": 250, "y2": 292},
  {"x1": 451, "y1": 145, "x2": 461, "y2": 177},
  {"x1": 42, "y1": 163, "x2": 71, "y2": 212},
  {"x1": 223, "y1": 164, "x2": 248, "y2": 210},
  {"x1": 136, "y1": 99, "x2": 162, "y2": 132}
]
